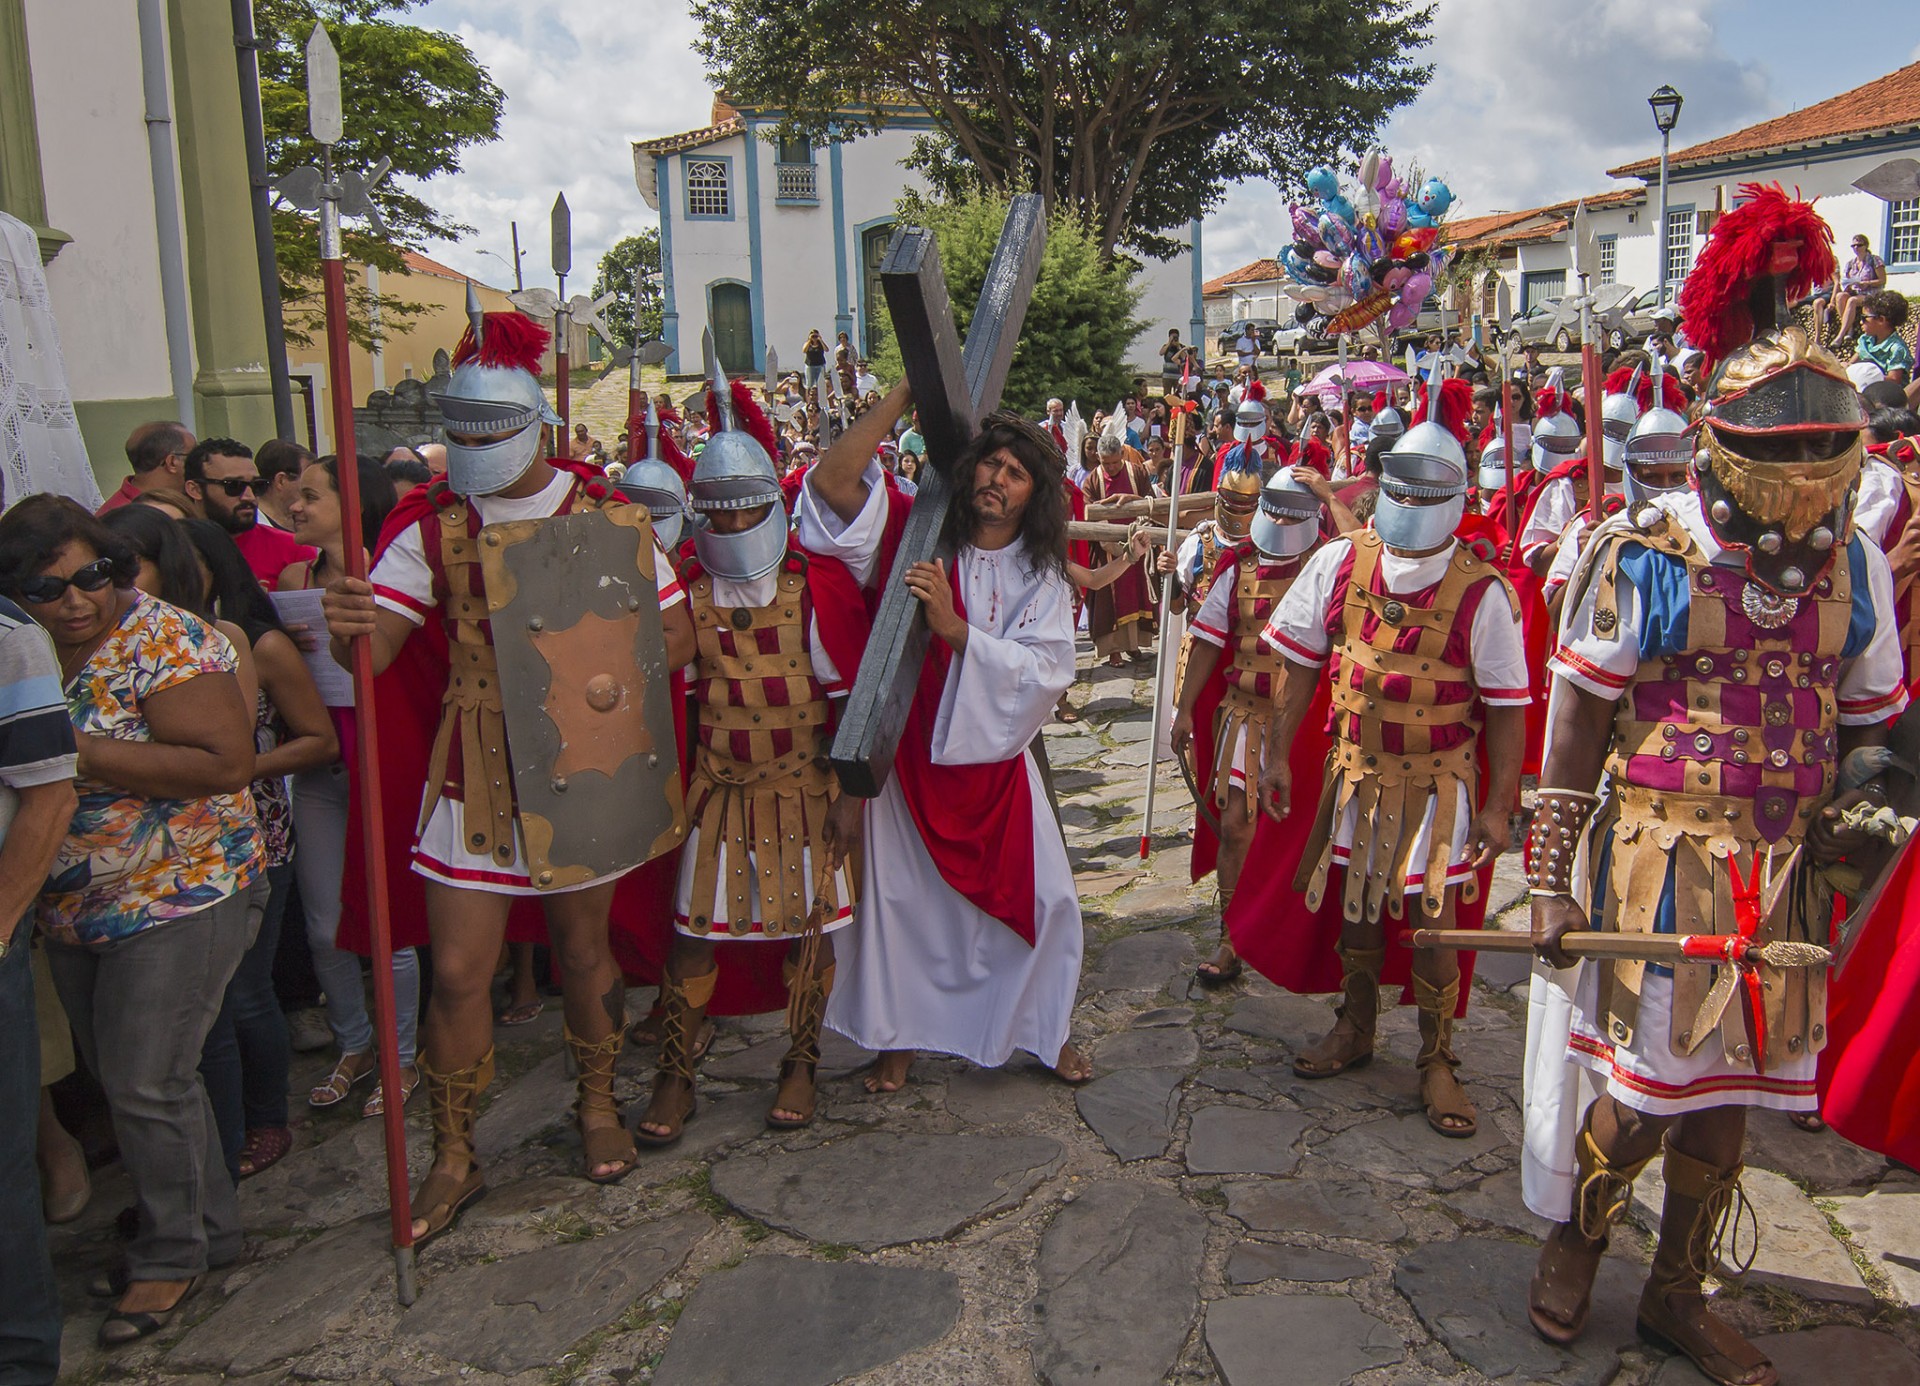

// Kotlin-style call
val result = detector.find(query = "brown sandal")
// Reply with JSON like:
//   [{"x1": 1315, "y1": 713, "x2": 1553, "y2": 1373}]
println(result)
[
  {"x1": 636, "y1": 970, "x2": 716, "y2": 1148},
  {"x1": 307, "y1": 1050, "x2": 374, "y2": 1109},
  {"x1": 769, "y1": 962, "x2": 835, "y2": 1129},
  {"x1": 411, "y1": 1049, "x2": 493, "y2": 1247},
  {"x1": 1414, "y1": 974, "x2": 1477, "y2": 1138},
  {"x1": 1637, "y1": 1145, "x2": 1773, "y2": 1385},
  {"x1": 1529, "y1": 1114, "x2": 1656, "y2": 1343},
  {"x1": 566, "y1": 1026, "x2": 637, "y2": 1184},
  {"x1": 1293, "y1": 945, "x2": 1381, "y2": 1078}
]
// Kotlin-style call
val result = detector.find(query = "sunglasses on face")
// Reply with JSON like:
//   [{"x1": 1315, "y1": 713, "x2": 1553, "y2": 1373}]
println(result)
[
  {"x1": 202, "y1": 476, "x2": 262, "y2": 498},
  {"x1": 16, "y1": 557, "x2": 115, "y2": 605}
]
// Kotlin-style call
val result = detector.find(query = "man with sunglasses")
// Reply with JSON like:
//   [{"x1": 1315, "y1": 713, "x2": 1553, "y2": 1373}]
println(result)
[{"x1": 184, "y1": 439, "x2": 314, "y2": 588}]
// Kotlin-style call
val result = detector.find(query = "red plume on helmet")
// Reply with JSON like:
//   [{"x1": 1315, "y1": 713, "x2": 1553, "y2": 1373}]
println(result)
[
  {"x1": 1603, "y1": 365, "x2": 1687, "y2": 412},
  {"x1": 1412, "y1": 377, "x2": 1474, "y2": 445},
  {"x1": 706, "y1": 379, "x2": 780, "y2": 463},
  {"x1": 643, "y1": 423, "x2": 695, "y2": 483},
  {"x1": 451, "y1": 310, "x2": 550, "y2": 373},
  {"x1": 1677, "y1": 183, "x2": 1837, "y2": 374},
  {"x1": 1246, "y1": 378, "x2": 1268, "y2": 403}
]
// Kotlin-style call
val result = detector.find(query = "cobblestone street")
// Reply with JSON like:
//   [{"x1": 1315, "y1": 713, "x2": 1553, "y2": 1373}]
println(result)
[{"x1": 46, "y1": 649, "x2": 1920, "y2": 1386}]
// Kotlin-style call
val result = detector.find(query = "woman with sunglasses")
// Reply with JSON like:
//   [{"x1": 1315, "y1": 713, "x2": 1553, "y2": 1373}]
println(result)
[
  {"x1": 276, "y1": 456, "x2": 420, "y2": 1119},
  {"x1": 0, "y1": 495, "x2": 260, "y2": 1347}
]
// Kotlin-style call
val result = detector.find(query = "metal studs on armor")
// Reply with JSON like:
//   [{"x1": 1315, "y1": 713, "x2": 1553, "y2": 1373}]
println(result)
[
  {"x1": 1710, "y1": 498, "x2": 1733, "y2": 523},
  {"x1": 1381, "y1": 600, "x2": 1406, "y2": 625},
  {"x1": 1810, "y1": 526, "x2": 1835, "y2": 552},
  {"x1": 1780, "y1": 566, "x2": 1806, "y2": 590},
  {"x1": 731, "y1": 608, "x2": 753, "y2": 629},
  {"x1": 1757, "y1": 531, "x2": 1783, "y2": 554}
]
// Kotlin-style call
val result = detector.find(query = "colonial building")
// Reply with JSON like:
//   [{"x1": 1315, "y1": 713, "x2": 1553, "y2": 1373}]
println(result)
[{"x1": 635, "y1": 97, "x2": 1204, "y2": 378}]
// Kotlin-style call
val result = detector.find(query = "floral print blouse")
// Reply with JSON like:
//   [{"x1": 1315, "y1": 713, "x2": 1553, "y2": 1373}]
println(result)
[{"x1": 39, "y1": 593, "x2": 262, "y2": 948}]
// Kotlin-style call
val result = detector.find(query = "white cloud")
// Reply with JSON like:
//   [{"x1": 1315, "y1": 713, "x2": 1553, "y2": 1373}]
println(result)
[{"x1": 402, "y1": 0, "x2": 1788, "y2": 290}]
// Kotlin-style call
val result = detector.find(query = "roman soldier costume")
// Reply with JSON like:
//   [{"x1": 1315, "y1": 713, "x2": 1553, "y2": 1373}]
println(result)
[{"x1": 1523, "y1": 185, "x2": 1906, "y2": 1386}]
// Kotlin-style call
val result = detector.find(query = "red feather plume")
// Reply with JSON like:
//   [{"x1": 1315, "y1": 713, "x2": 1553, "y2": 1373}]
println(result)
[
  {"x1": 644, "y1": 426, "x2": 695, "y2": 484},
  {"x1": 705, "y1": 380, "x2": 780, "y2": 463},
  {"x1": 1603, "y1": 366, "x2": 1688, "y2": 412},
  {"x1": 1246, "y1": 379, "x2": 1268, "y2": 402},
  {"x1": 1412, "y1": 377, "x2": 1473, "y2": 445},
  {"x1": 1677, "y1": 183, "x2": 1837, "y2": 374},
  {"x1": 451, "y1": 310, "x2": 550, "y2": 374}
]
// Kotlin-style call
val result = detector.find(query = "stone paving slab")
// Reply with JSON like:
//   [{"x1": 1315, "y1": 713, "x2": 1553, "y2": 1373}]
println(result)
[
  {"x1": 1225, "y1": 1242, "x2": 1374, "y2": 1285},
  {"x1": 1222, "y1": 1177, "x2": 1409, "y2": 1241},
  {"x1": 1075, "y1": 1067, "x2": 1185, "y2": 1162},
  {"x1": 1093, "y1": 1026, "x2": 1199, "y2": 1070},
  {"x1": 701, "y1": 1028, "x2": 875, "y2": 1082},
  {"x1": 1205, "y1": 1294, "x2": 1405, "y2": 1384},
  {"x1": 653, "y1": 1257, "x2": 962, "y2": 1386},
  {"x1": 1632, "y1": 1164, "x2": 1870, "y2": 1304},
  {"x1": 1828, "y1": 1183, "x2": 1920, "y2": 1307},
  {"x1": 1312, "y1": 1110, "x2": 1508, "y2": 1187},
  {"x1": 710, "y1": 1132, "x2": 1064, "y2": 1249},
  {"x1": 1185, "y1": 1106, "x2": 1310, "y2": 1176},
  {"x1": 1083, "y1": 930, "x2": 1195, "y2": 992},
  {"x1": 1032, "y1": 1181, "x2": 1208, "y2": 1386},
  {"x1": 399, "y1": 1212, "x2": 712, "y2": 1373}
]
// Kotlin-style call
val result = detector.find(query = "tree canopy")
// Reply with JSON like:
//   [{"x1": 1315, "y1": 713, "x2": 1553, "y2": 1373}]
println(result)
[
  {"x1": 591, "y1": 231, "x2": 664, "y2": 353},
  {"x1": 692, "y1": 0, "x2": 1431, "y2": 260},
  {"x1": 869, "y1": 192, "x2": 1141, "y2": 417},
  {"x1": 257, "y1": 0, "x2": 504, "y2": 347}
]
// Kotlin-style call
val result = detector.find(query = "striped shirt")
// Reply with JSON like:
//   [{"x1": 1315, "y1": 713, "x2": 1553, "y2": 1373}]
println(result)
[{"x1": 0, "y1": 596, "x2": 78, "y2": 849}]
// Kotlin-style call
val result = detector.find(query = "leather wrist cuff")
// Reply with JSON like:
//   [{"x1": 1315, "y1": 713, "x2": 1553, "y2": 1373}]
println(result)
[{"x1": 1526, "y1": 788, "x2": 1598, "y2": 896}]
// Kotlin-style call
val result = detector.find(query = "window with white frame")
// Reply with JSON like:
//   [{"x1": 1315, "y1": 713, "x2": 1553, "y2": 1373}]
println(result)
[
  {"x1": 1666, "y1": 208, "x2": 1695, "y2": 287},
  {"x1": 686, "y1": 160, "x2": 730, "y2": 218},
  {"x1": 1597, "y1": 235, "x2": 1617, "y2": 285},
  {"x1": 1891, "y1": 198, "x2": 1920, "y2": 266}
]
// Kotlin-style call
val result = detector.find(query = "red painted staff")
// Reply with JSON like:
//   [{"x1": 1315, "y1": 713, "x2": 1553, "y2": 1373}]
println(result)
[
  {"x1": 1495, "y1": 281, "x2": 1519, "y2": 539},
  {"x1": 305, "y1": 20, "x2": 416, "y2": 1303}
]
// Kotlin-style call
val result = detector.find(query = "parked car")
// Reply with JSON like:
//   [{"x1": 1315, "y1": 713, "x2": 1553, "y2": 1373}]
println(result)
[
  {"x1": 1617, "y1": 286, "x2": 1679, "y2": 349},
  {"x1": 1271, "y1": 322, "x2": 1332, "y2": 357},
  {"x1": 1505, "y1": 286, "x2": 1635, "y2": 354},
  {"x1": 1217, "y1": 318, "x2": 1282, "y2": 359}
]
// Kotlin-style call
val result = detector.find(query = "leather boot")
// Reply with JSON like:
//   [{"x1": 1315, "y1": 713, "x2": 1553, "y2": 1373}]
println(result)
[
  {"x1": 636, "y1": 969, "x2": 716, "y2": 1148},
  {"x1": 412, "y1": 1047, "x2": 494, "y2": 1246},
  {"x1": 1637, "y1": 1144, "x2": 1774, "y2": 1385},
  {"x1": 1414, "y1": 973, "x2": 1476, "y2": 1138},
  {"x1": 1294, "y1": 944, "x2": 1382, "y2": 1078},
  {"x1": 769, "y1": 961, "x2": 836, "y2": 1129},
  {"x1": 1529, "y1": 1104, "x2": 1657, "y2": 1343},
  {"x1": 565, "y1": 1025, "x2": 637, "y2": 1184}
]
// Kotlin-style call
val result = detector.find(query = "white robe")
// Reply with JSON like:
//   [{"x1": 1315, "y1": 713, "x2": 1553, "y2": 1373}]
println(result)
[{"x1": 796, "y1": 473, "x2": 1084, "y2": 1066}]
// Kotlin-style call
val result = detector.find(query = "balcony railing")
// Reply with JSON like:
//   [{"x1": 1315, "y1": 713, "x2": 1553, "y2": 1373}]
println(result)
[{"x1": 775, "y1": 162, "x2": 818, "y2": 204}]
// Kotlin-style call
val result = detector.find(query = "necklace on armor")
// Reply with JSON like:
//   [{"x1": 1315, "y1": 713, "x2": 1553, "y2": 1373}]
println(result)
[{"x1": 1740, "y1": 582, "x2": 1799, "y2": 630}]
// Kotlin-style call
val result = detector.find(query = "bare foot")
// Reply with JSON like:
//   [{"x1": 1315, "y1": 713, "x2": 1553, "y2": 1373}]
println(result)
[
  {"x1": 1052, "y1": 1042, "x2": 1092, "y2": 1084},
  {"x1": 638, "y1": 1074, "x2": 695, "y2": 1142},
  {"x1": 862, "y1": 1051, "x2": 914, "y2": 1093},
  {"x1": 1194, "y1": 941, "x2": 1243, "y2": 986}
]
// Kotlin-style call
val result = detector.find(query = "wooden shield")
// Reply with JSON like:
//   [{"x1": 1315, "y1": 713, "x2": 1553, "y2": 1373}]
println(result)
[{"x1": 478, "y1": 504, "x2": 685, "y2": 890}]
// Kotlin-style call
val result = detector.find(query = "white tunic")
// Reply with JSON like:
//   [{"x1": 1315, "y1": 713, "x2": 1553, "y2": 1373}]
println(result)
[{"x1": 796, "y1": 474, "x2": 1084, "y2": 1067}]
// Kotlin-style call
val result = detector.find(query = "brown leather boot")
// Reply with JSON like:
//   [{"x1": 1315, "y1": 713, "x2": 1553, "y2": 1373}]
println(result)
[
  {"x1": 636, "y1": 969, "x2": 716, "y2": 1148},
  {"x1": 1294, "y1": 944, "x2": 1382, "y2": 1078},
  {"x1": 565, "y1": 1025, "x2": 637, "y2": 1184},
  {"x1": 412, "y1": 1047, "x2": 494, "y2": 1246},
  {"x1": 1637, "y1": 1144, "x2": 1774, "y2": 1386},
  {"x1": 1529, "y1": 1106, "x2": 1657, "y2": 1343},
  {"x1": 1414, "y1": 974, "x2": 1476, "y2": 1138},
  {"x1": 769, "y1": 961, "x2": 836, "y2": 1129}
]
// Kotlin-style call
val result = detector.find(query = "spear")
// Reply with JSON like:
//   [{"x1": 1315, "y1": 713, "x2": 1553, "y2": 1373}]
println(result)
[
  {"x1": 1495, "y1": 280, "x2": 1518, "y2": 540},
  {"x1": 552, "y1": 192, "x2": 572, "y2": 441},
  {"x1": 1570, "y1": 201, "x2": 1606, "y2": 524},
  {"x1": 626, "y1": 265, "x2": 646, "y2": 460},
  {"x1": 1404, "y1": 929, "x2": 1833, "y2": 968},
  {"x1": 1139, "y1": 354, "x2": 1194, "y2": 858},
  {"x1": 305, "y1": 20, "x2": 416, "y2": 1305}
]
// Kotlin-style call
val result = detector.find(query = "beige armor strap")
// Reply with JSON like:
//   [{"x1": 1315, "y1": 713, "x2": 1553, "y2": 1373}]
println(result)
[
  {"x1": 423, "y1": 502, "x2": 516, "y2": 865},
  {"x1": 1210, "y1": 686, "x2": 1274, "y2": 816}
]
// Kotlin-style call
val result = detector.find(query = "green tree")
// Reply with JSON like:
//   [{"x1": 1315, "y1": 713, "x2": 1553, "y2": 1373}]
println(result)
[
  {"x1": 591, "y1": 231, "x2": 664, "y2": 352},
  {"x1": 869, "y1": 192, "x2": 1142, "y2": 417},
  {"x1": 257, "y1": 0, "x2": 504, "y2": 347},
  {"x1": 692, "y1": 0, "x2": 1430, "y2": 260}
]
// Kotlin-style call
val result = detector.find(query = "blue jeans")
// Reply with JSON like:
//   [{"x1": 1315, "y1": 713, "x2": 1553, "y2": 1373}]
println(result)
[
  {"x1": 0, "y1": 932, "x2": 60, "y2": 1385},
  {"x1": 200, "y1": 865, "x2": 293, "y2": 1181}
]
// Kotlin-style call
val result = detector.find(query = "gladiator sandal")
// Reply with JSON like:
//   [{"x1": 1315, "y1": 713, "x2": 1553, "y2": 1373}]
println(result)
[
  {"x1": 1637, "y1": 1144, "x2": 1772, "y2": 1386},
  {"x1": 768, "y1": 961, "x2": 837, "y2": 1130},
  {"x1": 1194, "y1": 920, "x2": 1243, "y2": 989},
  {"x1": 565, "y1": 1025, "x2": 638, "y2": 1185},
  {"x1": 1414, "y1": 974, "x2": 1477, "y2": 1138},
  {"x1": 411, "y1": 1048, "x2": 494, "y2": 1247},
  {"x1": 1293, "y1": 944, "x2": 1382, "y2": 1078},
  {"x1": 1529, "y1": 1106, "x2": 1658, "y2": 1344},
  {"x1": 635, "y1": 969, "x2": 717, "y2": 1149}
]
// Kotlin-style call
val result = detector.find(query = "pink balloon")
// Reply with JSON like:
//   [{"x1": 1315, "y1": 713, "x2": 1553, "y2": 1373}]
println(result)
[
  {"x1": 1313, "y1": 250, "x2": 1341, "y2": 272},
  {"x1": 1378, "y1": 198, "x2": 1408, "y2": 237},
  {"x1": 1401, "y1": 271, "x2": 1433, "y2": 304},
  {"x1": 1291, "y1": 204, "x2": 1322, "y2": 249},
  {"x1": 1388, "y1": 297, "x2": 1422, "y2": 330},
  {"x1": 1374, "y1": 155, "x2": 1395, "y2": 193},
  {"x1": 1382, "y1": 265, "x2": 1412, "y2": 291}
]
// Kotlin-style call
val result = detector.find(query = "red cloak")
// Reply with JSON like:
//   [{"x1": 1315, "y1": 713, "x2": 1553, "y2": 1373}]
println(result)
[{"x1": 1817, "y1": 843, "x2": 1920, "y2": 1168}]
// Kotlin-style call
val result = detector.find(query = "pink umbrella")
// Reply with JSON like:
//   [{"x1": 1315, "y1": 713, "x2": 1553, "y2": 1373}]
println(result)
[{"x1": 1303, "y1": 359, "x2": 1408, "y2": 394}]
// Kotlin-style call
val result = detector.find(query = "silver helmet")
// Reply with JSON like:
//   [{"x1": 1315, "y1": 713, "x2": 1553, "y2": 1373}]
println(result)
[
  {"x1": 1598, "y1": 365, "x2": 1644, "y2": 471},
  {"x1": 432, "y1": 285, "x2": 561, "y2": 497},
  {"x1": 1382, "y1": 421, "x2": 1469, "y2": 499},
  {"x1": 1250, "y1": 469, "x2": 1322, "y2": 560},
  {"x1": 1233, "y1": 396, "x2": 1269, "y2": 442},
  {"x1": 1477, "y1": 433, "x2": 1512, "y2": 499},
  {"x1": 1622, "y1": 358, "x2": 1692, "y2": 503},
  {"x1": 1370, "y1": 405, "x2": 1406, "y2": 446},
  {"x1": 1531, "y1": 410, "x2": 1581, "y2": 474},
  {"x1": 617, "y1": 457, "x2": 689, "y2": 551},
  {"x1": 689, "y1": 330, "x2": 786, "y2": 581}
]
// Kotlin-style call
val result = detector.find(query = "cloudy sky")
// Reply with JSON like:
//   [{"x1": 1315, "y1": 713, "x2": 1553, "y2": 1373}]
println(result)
[{"x1": 409, "y1": 0, "x2": 1918, "y2": 289}]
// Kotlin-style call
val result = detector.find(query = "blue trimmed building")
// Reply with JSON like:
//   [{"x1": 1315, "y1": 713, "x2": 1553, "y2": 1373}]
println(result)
[{"x1": 635, "y1": 97, "x2": 1204, "y2": 377}]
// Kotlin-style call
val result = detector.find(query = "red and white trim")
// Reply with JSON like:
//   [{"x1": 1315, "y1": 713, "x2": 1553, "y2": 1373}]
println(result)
[
  {"x1": 1549, "y1": 644, "x2": 1631, "y2": 692},
  {"x1": 1262, "y1": 627, "x2": 1327, "y2": 665}
]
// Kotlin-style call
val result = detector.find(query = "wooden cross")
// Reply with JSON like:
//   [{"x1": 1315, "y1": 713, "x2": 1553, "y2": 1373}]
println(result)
[{"x1": 829, "y1": 193, "x2": 1047, "y2": 798}]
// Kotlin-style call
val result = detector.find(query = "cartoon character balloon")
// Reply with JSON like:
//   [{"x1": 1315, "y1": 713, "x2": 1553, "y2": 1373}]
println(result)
[
  {"x1": 1406, "y1": 178, "x2": 1455, "y2": 229},
  {"x1": 1281, "y1": 154, "x2": 1456, "y2": 343}
]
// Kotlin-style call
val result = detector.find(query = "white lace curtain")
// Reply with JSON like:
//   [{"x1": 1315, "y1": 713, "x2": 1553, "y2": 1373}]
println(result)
[{"x1": 0, "y1": 210, "x2": 100, "y2": 511}]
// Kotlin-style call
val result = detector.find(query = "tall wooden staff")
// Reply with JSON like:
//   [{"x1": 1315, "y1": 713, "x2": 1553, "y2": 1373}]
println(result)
[
  {"x1": 1139, "y1": 357, "x2": 1193, "y2": 858},
  {"x1": 1571, "y1": 202, "x2": 1607, "y2": 523},
  {"x1": 304, "y1": 21, "x2": 416, "y2": 1303},
  {"x1": 1495, "y1": 281, "x2": 1519, "y2": 539},
  {"x1": 552, "y1": 193, "x2": 572, "y2": 440}
]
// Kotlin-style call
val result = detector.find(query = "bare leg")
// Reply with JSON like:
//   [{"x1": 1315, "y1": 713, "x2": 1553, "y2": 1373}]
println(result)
[
  {"x1": 1198, "y1": 785, "x2": 1253, "y2": 982},
  {"x1": 541, "y1": 882, "x2": 631, "y2": 1179},
  {"x1": 1412, "y1": 896, "x2": 1476, "y2": 1136},
  {"x1": 638, "y1": 935, "x2": 717, "y2": 1141}
]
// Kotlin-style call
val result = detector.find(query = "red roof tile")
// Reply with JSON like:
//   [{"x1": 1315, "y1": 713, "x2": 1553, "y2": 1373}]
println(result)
[
  {"x1": 637, "y1": 115, "x2": 747, "y2": 156},
  {"x1": 1202, "y1": 258, "x2": 1283, "y2": 296},
  {"x1": 1610, "y1": 61, "x2": 1920, "y2": 178}
]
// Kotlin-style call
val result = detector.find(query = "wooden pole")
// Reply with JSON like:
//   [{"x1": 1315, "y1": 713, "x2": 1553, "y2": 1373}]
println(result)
[
  {"x1": 319, "y1": 174, "x2": 416, "y2": 1304},
  {"x1": 1138, "y1": 381, "x2": 1190, "y2": 859},
  {"x1": 1579, "y1": 288, "x2": 1605, "y2": 524}
]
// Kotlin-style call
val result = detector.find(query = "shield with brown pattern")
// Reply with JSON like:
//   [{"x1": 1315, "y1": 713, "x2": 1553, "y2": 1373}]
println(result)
[{"x1": 478, "y1": 503, "x2": 686, "y2": 890}]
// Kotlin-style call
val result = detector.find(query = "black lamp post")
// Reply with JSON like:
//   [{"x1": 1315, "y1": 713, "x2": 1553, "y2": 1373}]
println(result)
[{"x1": 1649, "y1": 84, "x2": 1685, "y2": 308}]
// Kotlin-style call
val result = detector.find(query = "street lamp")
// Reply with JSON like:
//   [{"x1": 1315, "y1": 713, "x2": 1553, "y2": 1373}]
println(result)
[{"x1": 1649, "y1": 84, "x2": 1684, "y2": 311}]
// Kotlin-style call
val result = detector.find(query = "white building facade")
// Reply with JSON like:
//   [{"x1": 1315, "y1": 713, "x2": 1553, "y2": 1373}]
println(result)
[{"x1": 636, "y1": 100, "x2": 1204, "y2": 378}]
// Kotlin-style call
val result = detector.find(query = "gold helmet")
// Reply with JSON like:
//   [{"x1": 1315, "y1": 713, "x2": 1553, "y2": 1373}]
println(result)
[
  {"x1": 1215, "y1": 441, "x2": 1264, "y2": 539},
  {"x1": 1679, "y1": 185, "x2": 1866, "y2": 598}
]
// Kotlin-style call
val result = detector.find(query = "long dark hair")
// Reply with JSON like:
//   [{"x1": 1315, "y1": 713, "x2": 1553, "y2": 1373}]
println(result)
[
  {"x1": 181, "y1": 518, "x2": 286, "y2": 644},
  {"x1": 319, "y1": 453, "x2": 399, "y2": 553},
  {"x1": 940, "y1": 413, "x2": 1068, "y2": 578},
  {"x1": 100, "y1": 504, "x2": 201, "y2": 606}
]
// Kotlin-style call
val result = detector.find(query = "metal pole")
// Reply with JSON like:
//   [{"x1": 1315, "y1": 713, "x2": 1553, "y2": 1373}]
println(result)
[
  {"x1": 1656, "y1": 129, "x2": 1671, "y2": 311},
  {"x1": 509, "y1": 221, "x2": 524, "y2": 291},
  {"x1": 136, "y1": 0, "x2": 197, "y2": 430},
  {"x1": 231, "y1": 0, "x2": 295, "y2": 439},
  {"x1": 1139, "y1": 377, "x2": 1189, "y2": 860},
  {"x1": 1579, "y1": 284, "x2": 1605, "y2": 525}
]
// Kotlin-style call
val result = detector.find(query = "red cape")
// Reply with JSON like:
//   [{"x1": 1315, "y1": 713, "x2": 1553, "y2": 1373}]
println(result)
[
  {"x1": 1186, "y1": 543, "x2": 1243, "y2": 883},
  {"x1": 1818, "y1": 843, "x2": 1920, "y2": 1168}
]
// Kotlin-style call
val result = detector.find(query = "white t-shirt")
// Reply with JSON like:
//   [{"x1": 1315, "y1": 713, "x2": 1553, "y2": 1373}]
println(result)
[{"x1": 1262, "y1": 537, "x2": 1531, "y2": 705}]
